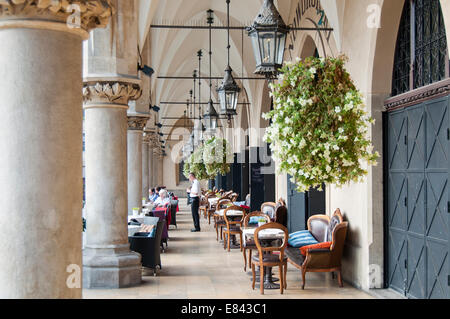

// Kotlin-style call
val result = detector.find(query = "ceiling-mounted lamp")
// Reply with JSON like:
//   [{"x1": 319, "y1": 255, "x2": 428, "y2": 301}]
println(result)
[
  {"x1": 203, "y1": 9, "x2": 219, "y2": 134},
  {"x1": 247, "y1": 0, "x2": 288, "y2": 79},
  {"x1": 217, "y1": 0, "x2": 241, "y2": 124}
]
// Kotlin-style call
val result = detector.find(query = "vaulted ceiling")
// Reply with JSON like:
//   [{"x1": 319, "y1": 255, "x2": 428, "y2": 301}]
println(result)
[{"x1": 137, "y1": 0, "x2": 345, "y2": 137}]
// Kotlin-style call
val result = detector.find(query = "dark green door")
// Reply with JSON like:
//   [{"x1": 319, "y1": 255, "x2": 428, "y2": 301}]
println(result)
[{"x1": 386, "y1": 96, "x2": 449, "y2": 298}]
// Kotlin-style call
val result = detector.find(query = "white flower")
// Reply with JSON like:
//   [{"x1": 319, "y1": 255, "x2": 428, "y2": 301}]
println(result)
[
  {"x1": 309, "y1": 67, "x2": 317, "y2": 74},
  {"x1": 295, "y1": 57, "x2": 301, "y2": 62},
  {"x1": 338, "y1": 127, "x2": 344, "y2": 134},
  {"x1": 335, "y1": 106, "x2": 341, "y2": 113}
]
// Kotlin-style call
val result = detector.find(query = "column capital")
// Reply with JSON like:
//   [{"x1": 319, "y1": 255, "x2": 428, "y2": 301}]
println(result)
[
  {"x1": 127, "y1": 114, "x2": 149, "y2": 131},
  {"x1": 83, "y1": 81, "x2": 142, "y2": 109},
  {"x1": 0, "y1": 0, "x2": 114, "y2": 38}
]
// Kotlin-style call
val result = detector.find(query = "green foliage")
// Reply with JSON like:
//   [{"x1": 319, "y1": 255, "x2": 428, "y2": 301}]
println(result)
[
  {"x1": 203, "y1": 136, "x2": 232, "y2": 177},
  {"x1": 263, "y1": 55, "x2": 379, "y2": 192},
  {"x1": 183, "y1": 144, "x2": 213, "y2": 181}
]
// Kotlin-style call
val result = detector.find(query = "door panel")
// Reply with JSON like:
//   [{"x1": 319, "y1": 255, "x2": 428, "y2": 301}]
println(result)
[{"x1": 386, "y1": 95, "x2": 449, "y2": 299}]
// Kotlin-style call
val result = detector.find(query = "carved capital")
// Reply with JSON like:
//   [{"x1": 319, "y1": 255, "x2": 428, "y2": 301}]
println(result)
[
  {"x1": 0, "y1": 0, "x2": 114, "y2": 33},
  {"x1": 83, "y1": 81, "x2": 142, "y2": 107},
  {"x1": 127, "y1": 116, "x2": 148, "y2": 131}
]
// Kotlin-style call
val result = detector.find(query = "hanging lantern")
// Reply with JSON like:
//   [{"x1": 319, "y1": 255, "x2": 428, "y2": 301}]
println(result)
[
  {"x1": 203, "y1": 99, "x2": 219, "y2": 133},
  {"x1": 217, "y1": 65, "x2": 240, "y2": 117},
  {"x1": 247, "y1": 0, "x2": 288, "y2": 78}
]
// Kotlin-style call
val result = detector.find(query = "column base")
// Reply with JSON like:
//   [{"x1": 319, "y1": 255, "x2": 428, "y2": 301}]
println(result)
[{"x1": 82, "y1": 244, "x2": 142, "y2": 289}]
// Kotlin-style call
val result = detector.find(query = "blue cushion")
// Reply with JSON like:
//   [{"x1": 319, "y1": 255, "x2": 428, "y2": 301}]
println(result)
[
  {"x1": 288, "y1": 230, "x2": 318, "y2": 248},
  {"x1": 148, "y1": 228, "x2": 156, "y2": 238},
  {"x1": 249, "y1": 216, "x2": 265, "y2": 224}
]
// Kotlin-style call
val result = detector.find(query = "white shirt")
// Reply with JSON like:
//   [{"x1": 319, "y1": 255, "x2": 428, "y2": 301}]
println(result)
[
  {"x1": 190, "y1": 179, "x2": 200, "y2": 198},
  {"x1": 154, "y1": 197, "x2": 170, "y2": 207}
]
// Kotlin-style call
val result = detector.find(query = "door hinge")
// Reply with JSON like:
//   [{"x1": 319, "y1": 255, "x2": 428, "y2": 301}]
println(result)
[
  {"x1": 448, "y1": 275, "x2": 450, "y2": 286},
  {"x1": 447, "y1": 128, "x2": 450, "y2": 140},
  {"x1": 404, "y1": 135, "x2": 408, "y2": 145},
  {"x1": 448, "y1": 202, "x2": 450, "y2": 213},
  {"x1": 405, "y1": 197, "x2": 408, "y2": 207},
  {"x1": 404, "y1": 259, "x2": 408, "y2": 269}
]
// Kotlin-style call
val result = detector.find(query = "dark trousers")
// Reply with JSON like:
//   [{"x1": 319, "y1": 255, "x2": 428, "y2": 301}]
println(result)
[{"x1": 191, "y1": 197, "x2": 200, "y2": 231}]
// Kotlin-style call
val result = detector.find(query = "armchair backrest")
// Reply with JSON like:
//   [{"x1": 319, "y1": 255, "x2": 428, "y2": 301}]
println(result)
[
  {"x1": 274, "y1": 201, "x2": 288, "y2": 227},
  {"x1": 329, "y1": 222, "x2": 348, "y2": 266},
  {"x1": 308, "y1": 215, "x2": 330, "y2": 242},
  {"x1": 217, "y1": 198, "x2": 232, "y2": 209},
  {"x1": 307, "y1": 208, "x2": 344, "y2": 243},
  {"x1": 261, "y1": 202, "x2": 277, "y2": 219}
]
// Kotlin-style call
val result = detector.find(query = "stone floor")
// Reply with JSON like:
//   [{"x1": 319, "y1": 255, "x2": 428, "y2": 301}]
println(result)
[{"x1": 83, "y1": 200, "x2": 373, "y2": 299}]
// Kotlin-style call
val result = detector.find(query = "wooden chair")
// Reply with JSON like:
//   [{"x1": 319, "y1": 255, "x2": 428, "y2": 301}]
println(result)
[
  {"x1": 242, "y1": 211, "x2": 271, "y2": 272},
  {"x1": 230, "y1": 193, "x2": 238, "y2": 202},
  {"x1": 199, "y1": 196, "x2": 209, "y2": 219},
  {"x1": 251, "y1": 222, "x2": 288, "y2": 295},
  {"x1": 214, "y1": 198, "x2": 232, "y2": 241},
  {"x1": 261, "y1": 202, "x2": 277, "y2": 221},
  {"x1": 222, "y1": 205, "x2": 246, "y2": 252}
]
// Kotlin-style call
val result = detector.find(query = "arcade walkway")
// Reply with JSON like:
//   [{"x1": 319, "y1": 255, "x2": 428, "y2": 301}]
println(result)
[{"x1": 83, "y1": 201, "x2": 373, "y2": 299}]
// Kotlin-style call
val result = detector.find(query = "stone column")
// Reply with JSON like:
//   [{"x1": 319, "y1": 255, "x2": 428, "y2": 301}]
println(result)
[
  {"x1": 83, "y1": 82, "x2": 142, "y2": 288},
  {"x1": 127, "y1": 114, "x2": 149, "y2": 214},
  {"x1": 148, "y1": 141, "x2": 155, "y2": 188},
  {"x1": 82, "y1": 0, "x2": 142, "y2": 289},
  {"x1": 142, "y1": 133, "x2": 150, "y2": 199},
  {"x1": 0, "y1": 1, "x2": 112, "y2": 299}
]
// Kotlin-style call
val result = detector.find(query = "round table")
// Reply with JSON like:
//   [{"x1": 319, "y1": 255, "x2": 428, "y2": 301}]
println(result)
[{"x1": 242, "y1": 227, "x2": 285, "y2": 290}]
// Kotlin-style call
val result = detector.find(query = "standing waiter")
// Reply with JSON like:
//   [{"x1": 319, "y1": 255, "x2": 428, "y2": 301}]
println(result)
[{"x1": 187, "y1": 172, "x2": 201, "y2": 232}]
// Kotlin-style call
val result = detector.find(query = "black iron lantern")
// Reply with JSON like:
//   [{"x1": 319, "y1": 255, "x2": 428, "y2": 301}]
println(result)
[
  {"x1": 247, "y1": 0, "x2": 288, "y2": 78},
  {"x1": 217, "y1": 66, "x2": 240, "y2": 117},
  {"x1": 217, "y1": 0, "x2": 240, "y2": 120},
  {"x1": 203, "y1": 99, "x2": 219, "y2": 132}
]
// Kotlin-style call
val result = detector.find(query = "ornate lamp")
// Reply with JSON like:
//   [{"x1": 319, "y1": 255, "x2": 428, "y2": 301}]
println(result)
[
  {"x1": 217, "y1": 0, "x2": 240, "y2": 121},
  {"x1": 203, "y1": 8, "x2": 219, "y2": 134},
  {"x1": 203, "y1": 100, "x2": 219, "y2": 133},
  {"x1": 247, "y1": 0, "x2": 288, "y2": 78}
]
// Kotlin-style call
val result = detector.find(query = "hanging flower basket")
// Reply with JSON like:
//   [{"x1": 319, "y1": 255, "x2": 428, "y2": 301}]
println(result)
[
  {"x1": 183, "y1": 145, "x2": 211, "y2": 181},
  {"x1": 202, "y1": 136, "x2": 232, "y2": 177},
  {"x1": 263, "y1": 55, "x2": 379, "y2": 192}
]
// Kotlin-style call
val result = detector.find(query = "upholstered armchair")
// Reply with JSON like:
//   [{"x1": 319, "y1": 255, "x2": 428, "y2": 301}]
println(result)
[{"x1": 286, "y1": 209, "x2": 348, "y2": 289}]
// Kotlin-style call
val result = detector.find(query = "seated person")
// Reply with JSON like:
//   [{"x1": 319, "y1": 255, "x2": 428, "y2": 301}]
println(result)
[
  {"x1": 148, "y1": 188, "x2": 159, "y2": 202},
  {"x1": 153, "y1": 189, "x2": 170, "y2": 208}
]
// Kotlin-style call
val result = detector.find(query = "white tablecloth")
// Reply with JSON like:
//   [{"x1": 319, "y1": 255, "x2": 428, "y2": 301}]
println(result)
[
  {"x1": 216, "y1": 209, "x2": 244, "y2": 217},
  {"x1": 242, "y1": 227, "x2": 285, "y2": 240}
]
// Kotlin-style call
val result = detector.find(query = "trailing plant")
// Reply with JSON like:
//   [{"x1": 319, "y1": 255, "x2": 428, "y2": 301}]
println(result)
[
  {"x1": 263, "y1": 55, "x2": 379, "y2": 192},
  {"x1": 183, "y1": 144, "x2": 211, "y2": 181},
  {"x1": 202, "y1": 136, "x2": 232, "y2": 177}
]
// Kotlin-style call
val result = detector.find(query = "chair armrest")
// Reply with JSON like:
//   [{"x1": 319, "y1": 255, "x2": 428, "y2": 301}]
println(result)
[{"x1": 304, "y1": 249, "x2": 335, "y2": 269}]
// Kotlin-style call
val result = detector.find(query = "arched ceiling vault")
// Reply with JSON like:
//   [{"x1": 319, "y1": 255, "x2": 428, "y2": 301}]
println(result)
[{"x1": 137, "y1": 0, "x2": 343, "y2": 135}]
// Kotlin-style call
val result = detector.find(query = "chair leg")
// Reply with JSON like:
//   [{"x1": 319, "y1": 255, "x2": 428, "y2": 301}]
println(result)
[
  {"x1": 260, "y1": 266, "x2": 265, "y2": 295},
  {"x1": 283, "y1": 263, "x2": 287, "y2": 289},
  {"x1": 243, "y1": 248, "x2": 247, "y2": 272},
  {"x1": 301, "y1": 268, "x2": 306, "y2": 290},
  {"x1": 223, "y1": 233, "x2": 227, "y2": 249},
  {"x1": 239, "y1": 233, "x2": 243, "y2": 252},
  {"x1": 248, "y1": 249, "x2": 252, "y2": 266},
  {"x1": 279, "y1": 265, "x2": 284, "y2": 294},
  {"x1": 227, "y1": 233, "x2": 231, "y2": 252},
  {"x1": 215, "y1": 223, "x2": 219, "y2": 241},
  {"x1": 251, "y1": 263, "x2": 256, "y2": 290},
  {"x1": 337, "y1": 269, "x2": 344, "y2": 288}
]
